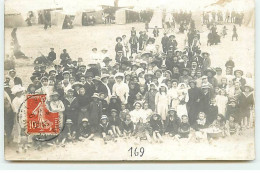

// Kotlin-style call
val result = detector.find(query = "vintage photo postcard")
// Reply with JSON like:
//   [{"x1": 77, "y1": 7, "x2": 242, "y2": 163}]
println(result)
[{"x1": 4, "y1": 0, "x2": 255, "y2": 161}]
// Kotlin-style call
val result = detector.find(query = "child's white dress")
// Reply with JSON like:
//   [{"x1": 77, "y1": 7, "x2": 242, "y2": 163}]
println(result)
[
  {"x1": 168, "y1": 88, "x2": 179, "y2": 110},
  {"x1": 215, "y1": 95, "x2": 228, "y2": 117},
  {"x1": 155, "y1": 92, "x2": 170, "y2": 121},
  {"x1": 176, "y1": 89, "x2": 189, "y2": 118}
]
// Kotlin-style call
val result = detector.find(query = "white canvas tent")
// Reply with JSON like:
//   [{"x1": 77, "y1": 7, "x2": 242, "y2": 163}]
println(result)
[
  {"x1": 148, "y1": 9, "x2": 163, "y2": 28},
  {"x1": 73, "y1": 9, "x2": 104, "y2": 26},
  {"x1": 5, "y1": 9, "x2": 26, "y2": 28},
  {"x1": 51, "y1": 11, "x2": 74, "y2": 29},
  {"x1": 243, "y1": 8, "x2": 255, "y2": 28},
  {"x1": 192, "y1": 11, "x2": 203, "y2": 32},
  {"x1": 115, "y1": 8, "x2": 139, "y2": 25}
]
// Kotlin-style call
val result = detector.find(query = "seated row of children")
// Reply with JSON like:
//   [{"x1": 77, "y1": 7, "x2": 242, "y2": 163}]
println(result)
[{"x1": 59, "y1": 108, "x2": 241, "y2": 145}]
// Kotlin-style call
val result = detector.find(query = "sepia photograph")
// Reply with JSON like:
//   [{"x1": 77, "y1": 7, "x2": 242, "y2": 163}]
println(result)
[{"x1": 4, "y1": 0, "x2": 255, "y2": 161}]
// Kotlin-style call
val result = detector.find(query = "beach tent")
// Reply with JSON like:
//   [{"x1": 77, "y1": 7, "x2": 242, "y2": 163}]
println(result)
[
  {"x1": 51, "y1": 11, "x2": 75, "y2": 29},
  {"x1": 73, "y1": 9, "x2": 104, "y2": 26},
  {"x1": 243, "y1": 9, "x2": 255, "y2": 28},
  {"x1": 148, "y1": 9, "x2": 163, "y2": 28},
  {"x1": 192, "y1": 11, "x2": 203, "y2": 32},
  {"x1": 5, "y1": 9, "x2": 26, "y2": 28},
  {"x1": 115, "y1": 8, "x2": 139, "y2": 24}
]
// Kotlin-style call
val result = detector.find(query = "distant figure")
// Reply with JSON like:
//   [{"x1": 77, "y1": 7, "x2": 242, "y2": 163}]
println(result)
[{"x1": 232, "y1": 25, "x2": 238, "y2": 41}]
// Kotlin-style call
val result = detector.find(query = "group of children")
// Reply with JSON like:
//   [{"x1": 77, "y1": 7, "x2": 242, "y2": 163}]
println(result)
[{"x1": 4, "y1": 21, "x2": 254, "y2": 153}]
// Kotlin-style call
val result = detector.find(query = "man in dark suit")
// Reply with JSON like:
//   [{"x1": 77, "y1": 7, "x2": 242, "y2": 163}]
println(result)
[
  {"x1": 47, "y1": 48, "x2": 56, "y2": 63},
  {"x1": 161, "y1": 33, "x2": 169, "y2": 53},
  {"x1": 179, "y1": 54, "x2": 191, "y2": 71}
]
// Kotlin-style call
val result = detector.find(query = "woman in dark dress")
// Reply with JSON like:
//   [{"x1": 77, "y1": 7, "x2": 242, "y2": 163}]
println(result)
[{"x1": 187, "y1": 80, "x2": 201, "y2": 125}]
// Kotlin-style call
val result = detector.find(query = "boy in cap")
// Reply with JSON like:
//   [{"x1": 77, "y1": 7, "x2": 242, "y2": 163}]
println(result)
[
  {"x1": 99, "y1": 115, "x2": 117, "y2": 144},
  {"x1": 78, "y1": 118, "x2": 94, "y2": 141},
  {"x1": 59, "y1": 119, "x2": 77, "y2": 146}
]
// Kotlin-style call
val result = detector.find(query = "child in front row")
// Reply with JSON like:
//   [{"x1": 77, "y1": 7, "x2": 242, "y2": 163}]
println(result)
[
  {"x1": 122, "y1": 114, "x2": 134, "y2": 139},
  {"x1": 150, "y1": 113, "x2": 163, "y2": 143},
  {"x1": 133, "y1": 117, "x2": 152, "y2": 144},
  {"x1": 165, "y1": 108, "x2": 180, "y2": 137},
  {"x1": 225, "y1": 115, "x2": 240, "y2": 136},
  {"x1": 99, "y1": 115, "x2": 117, "y2": 144},
  {"x1": 207, "y1": 114, "x2": 226, "y2": 142},
  {"x1": 78, "y1": 118, "x2": 94, "y2": 141},
  {"x1": 175, "y1": 115, "x2": 191, "y2": 143},
  {"x1": 193, "y1": 112, "x2": 209, "y2": 142},
  {"x1": 59, "y1": 119, "x2": 77, "y2": 147},
  {"x1": 109, "y1": 109, "x2": 123, "y2": 137}
]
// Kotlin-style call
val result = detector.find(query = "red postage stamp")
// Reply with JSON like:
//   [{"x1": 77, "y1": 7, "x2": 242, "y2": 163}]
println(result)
[{"x1": 26, "y1": 94, "x2": 60, "y2": 135}]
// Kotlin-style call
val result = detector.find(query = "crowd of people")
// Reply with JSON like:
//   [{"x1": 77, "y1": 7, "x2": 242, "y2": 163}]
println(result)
[
  {"x1": 4, "y1": 16, "x2": 254, "y2": 153},
  {"x1": 203, "y1": 10, "x2": 244, "y2": 26}
]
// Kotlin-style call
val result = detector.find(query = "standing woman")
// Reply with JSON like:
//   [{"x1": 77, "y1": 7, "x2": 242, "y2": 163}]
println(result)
[
  {"x1": 11, "y1": 85, "x2": 28, "y2": 152},
  {"x1": 238, "y1": 85, "x2": 254, "y2": 128},
  {"x1": 155, "y1": 84, "x2": 170, "y2": 123},
  {"x1": 187, "y1": 80, "x2": 201, "y2": 126}
]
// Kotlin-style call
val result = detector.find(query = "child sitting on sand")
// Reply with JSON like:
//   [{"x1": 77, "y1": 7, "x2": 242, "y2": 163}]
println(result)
[
  {"x1": 132, "y1": 117, "x2": 152, "y2": 144},
  {"x1": 60, "y1": 119, "x2": 77, "y2": 146},
  {"x1": 99, "y1": 115, "x2": 117, "y2": 144},
  {"x1": 175, "y1": 115, "x2": 191, "y2": 143},
  {"x1": 225, "y1": 115, "x2": 240, "y2": 136},
  {"x1": 193, "y1": 112, "x2": 209, "y2": 142},
  {"x1": 207, "y1": 114, "x2": 226, "y2": 142},
  {"x1": 150, "y1": 113, "x2": 163, "y2": 143},
  {"x1": 165, "y1": 108, "x2": 180, "y2": 137},
  {"x1": 122, "y1": 114, "x2": 134, "y2": 139},
  {"x1": 78, "y1": 118, "x2": 94, "y2": 141},
  {"x1": 109, "y1": 109, "x2": 123, "y2": 137}
]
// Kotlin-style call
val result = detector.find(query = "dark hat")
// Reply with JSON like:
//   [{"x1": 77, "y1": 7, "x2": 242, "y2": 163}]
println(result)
[
  {"x1": 54, "y1": 64, "x2": 62, "y2": 69},
  {"x1": 182, "y1": 68, "x2": 190, "y2": 74},
  {"x1": 50, "y1": 48, "x2": 54, "y2": 50},
  {"x1": 79, "y1": 64, "x2": 86, "y2": 68},
  {"x1": 85, "y1": 72, "x2": 94, "y2": 78},
  {"x1": 204, "y1": 68, "x2": 216, "y2": 76},
  {"x1": 234, "y1": 69, "x2": 244, "y2": 76},
  {"x1": 189, "y1": 80, "x2": 197, "y2": 85},
  {"x1": 244, "y1": 84, "x2": 253, "y2": 91},
  {"x1": 63, "y1": 49, "x2": 67, "y2": 52},
  {"x1": 103, "y1": 57, "x2": 112, "y2": 62},
  {"x1": 171, "y1": 79, "x2": 179, "y2": 83},
  {"x1": 147, "y1": 37, "x2": 155, "y2": 43},
  {"x1": 202, "y1": 52, "x2": 210, "y2": 56},
  {"x1": 92, "y1": 48, "x2": 97, "y2": 51},
  {"x1": 116, "y1": 37, "x2": 122, "y2": 42},
  {"x1": 169, "y1": 35, "x2": 175, "y2": 38}
]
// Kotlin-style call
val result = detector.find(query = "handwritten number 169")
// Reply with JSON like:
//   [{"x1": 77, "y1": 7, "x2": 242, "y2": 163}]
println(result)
[{"x1": 128, "y1": 147, "x2": 144, "y2": 157}]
